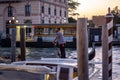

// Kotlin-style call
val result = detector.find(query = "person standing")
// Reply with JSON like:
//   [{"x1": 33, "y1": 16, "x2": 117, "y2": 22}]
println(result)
[{"x1": 53, "y1": 28, "x2": 66, "y2": 58}]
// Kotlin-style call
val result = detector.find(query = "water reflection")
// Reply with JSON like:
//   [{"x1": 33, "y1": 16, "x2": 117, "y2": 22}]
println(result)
[
  {"x1": 0, "y1": 47, "x2": 76, "y2": 60},
  {"x1": 26, "y1": 48, "x2": 76, "y2": 60},
  {"x1": 0, "y1": 46, "x2": 120, "y2": 79},
  {"x1": 0, "y1": 46, "x2": 120, "y2": 63}
]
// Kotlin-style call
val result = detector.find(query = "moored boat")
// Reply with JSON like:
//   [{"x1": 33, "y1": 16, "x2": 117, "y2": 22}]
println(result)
[{"x1": 0, "y1": 58, "x2": 100, "y2": 80}]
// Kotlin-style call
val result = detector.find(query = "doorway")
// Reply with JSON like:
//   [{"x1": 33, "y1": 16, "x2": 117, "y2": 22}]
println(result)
[{"x1": 24, "y1": 20, "x2": 32, "y2": 40}]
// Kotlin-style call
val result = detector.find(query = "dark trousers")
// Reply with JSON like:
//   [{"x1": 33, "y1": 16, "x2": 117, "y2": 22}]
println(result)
[{"x1": 59, "y1": 44, "x2": 66, "y2": 58}]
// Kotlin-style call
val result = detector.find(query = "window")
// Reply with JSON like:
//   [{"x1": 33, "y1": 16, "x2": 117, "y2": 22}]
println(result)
[
  {"x1": 59, "y1": 68, "x2": 69, "y2": 80},
  {"x1": 41, "y1": 6, "x2": 44, "y2": 13},
  {"x1": 54, "y1": 19, "x2": 56, "y2": 24},
  {"x1": 49, "y1": 19, "x2": 51, "y2": 24},
  {"x1": 8, "y1": 5, "x2": 13, "y2": 17},
  {"x1": 54, "y1": 8, "x2": 56, "y2": 16},
  {"x1": 24, "y1": 20, "x2": 32, "y2": 39},
  {"x1": 64, "y1": 11, "x2": 66, "y2": 17},
  {"x1": 6, "y1": 21, "x2": 10, "y2": 34},
  {"x1": 64, "y1": 0, "x2": 66, "y2": 3},
  {"x1": 60, "y1": 10, "x2": 61, "y2": 16},
  {"x1": 25, "y1": 4, "x2": 31, "y2": 16},
  {"x1": 48, "y1": 7, "x2": 51, "y2": 14},
  {"x1": 59, "y1": 0, "x2": 62, "y2": 2},
  {"x1": 41, "y1": 19, "x2": 44, "y2": 24}
]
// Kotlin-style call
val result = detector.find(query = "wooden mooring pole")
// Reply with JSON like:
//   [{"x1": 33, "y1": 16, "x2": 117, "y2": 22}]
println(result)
[
  {"x1": 102, "y1": 7, "x2": 114, "y2": 80},
  {"x1": 77, "y1": 18, "x2": 89, "y2": 80},
  {"x1": 20, "y1": 28, "x2": 26, "y2": 61}
]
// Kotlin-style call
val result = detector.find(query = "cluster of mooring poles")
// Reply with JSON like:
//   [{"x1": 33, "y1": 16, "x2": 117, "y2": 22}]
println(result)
[
  {"x1": 77, "y1": 7, "x2": 113, "y2": 80},
  {"x1": 9, "y1": 17, "x2": 26, "y2": 62}
]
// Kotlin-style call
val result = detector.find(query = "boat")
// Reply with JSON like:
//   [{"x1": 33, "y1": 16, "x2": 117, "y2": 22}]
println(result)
[
  {"x1": 88, "y1": 43, "x2": 96, "y2": 61},
  {"x1": 0, "y1": 57, "x2": 100, "y2": 80},
  {"x1": 0, "y1": 42, "x2": 98, "y2": 80},
  {"x1": 68, "y1": 43, "x2": 96, "y2": 61},
  {"x1": 0, "y1": 63, "x2": 52, "y2": 80}
]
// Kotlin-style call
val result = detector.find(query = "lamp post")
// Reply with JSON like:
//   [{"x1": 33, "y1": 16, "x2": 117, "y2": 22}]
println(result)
[{"x1": 9, "y1": 17, "x2": 18, "y2": 62}]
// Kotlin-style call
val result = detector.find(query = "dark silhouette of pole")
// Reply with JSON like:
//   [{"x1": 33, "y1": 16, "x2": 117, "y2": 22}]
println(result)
[{"x1": 20, "y1": 27, "x2": 26, "y2": 61}]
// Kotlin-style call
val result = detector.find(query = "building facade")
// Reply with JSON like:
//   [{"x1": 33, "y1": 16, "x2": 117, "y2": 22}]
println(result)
[
  {"x1": 0, "y1": 0, "x2": 68, "y2": 40},
  {"x1": 92, "y1": 15, "x2": 105, "y2": 28}
]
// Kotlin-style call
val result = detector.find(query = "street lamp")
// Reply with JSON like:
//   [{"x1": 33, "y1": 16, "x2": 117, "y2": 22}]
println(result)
[
  {"x1": 9, "y1": 16, "x2": 18, "y2": 62},
  {"x1": 9, "y1": 16, "x2": 26, "y2": 61},
  {"x1": 9, "y1": 17, "x2": 18, "y2": 24}
]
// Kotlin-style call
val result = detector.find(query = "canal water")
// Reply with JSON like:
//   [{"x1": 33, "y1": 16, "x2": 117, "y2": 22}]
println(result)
[{"x1": 0, "y1": 46, "x2": 120, "y2": 80}]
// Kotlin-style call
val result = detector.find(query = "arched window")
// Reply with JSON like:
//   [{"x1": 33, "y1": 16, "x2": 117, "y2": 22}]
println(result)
[{"x1": 8, "y1": 5, "x2": 13, "y2": 17}]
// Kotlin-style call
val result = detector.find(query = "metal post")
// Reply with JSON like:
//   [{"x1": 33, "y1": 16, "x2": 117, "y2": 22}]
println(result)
[
  {"x1": 102, "y1": 7, "x2": 114, "y2": 80},
  {"x1": 20, "y1": 27, "x2": 26, "y2": 61},
  {"x1": 77, "y1": 18, "x2": 89, "y2": 80}
]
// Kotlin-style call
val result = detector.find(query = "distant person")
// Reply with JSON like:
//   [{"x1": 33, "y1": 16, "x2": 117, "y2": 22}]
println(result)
[{"x1": 53, "y1": 28, "x2": 66, "y2": 58}]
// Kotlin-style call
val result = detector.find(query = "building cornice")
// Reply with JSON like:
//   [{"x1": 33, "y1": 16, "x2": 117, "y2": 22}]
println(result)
[{"x1": 0, "y1": 0, "x2": 22, "y2": 3}]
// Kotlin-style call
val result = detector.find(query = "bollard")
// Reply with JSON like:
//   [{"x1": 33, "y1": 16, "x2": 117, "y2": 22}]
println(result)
[
  {"x1": 77, "y1": 18, "x2": 89, "y2": 80},
  {"x1": 102, "y1": 7, "x2": 114, "y2": 80}
]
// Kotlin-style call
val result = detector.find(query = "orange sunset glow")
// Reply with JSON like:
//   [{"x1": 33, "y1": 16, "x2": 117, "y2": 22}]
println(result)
[{"x1": 76, "y1": 0, "x2": 120, "y2": 19}]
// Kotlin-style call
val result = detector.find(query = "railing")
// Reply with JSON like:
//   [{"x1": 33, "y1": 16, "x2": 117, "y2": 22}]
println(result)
[{"x1": 8, "y1": 23, "x2": 76, "y2": 37}]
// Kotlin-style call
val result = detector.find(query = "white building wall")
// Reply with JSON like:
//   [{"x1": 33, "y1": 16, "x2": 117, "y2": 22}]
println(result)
[
  {"x1": 32, "y1": 16, "x2": 40, "y2": 24},
  {"x1": 0, "y1": 0, "x2": 68, "y2": 37},
  {"x1": 30, "y1": 1, "x2": 41, "y2": 24},
  {"x1": 13, "y1": 2, "x2": 25, "y2": 24},
  {"x1": 31, "y1": 1, "x2": 40, "y2": 15}
]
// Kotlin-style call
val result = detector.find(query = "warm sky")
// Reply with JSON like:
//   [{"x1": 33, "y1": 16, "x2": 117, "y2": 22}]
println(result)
[{"x1": 76, "y1": 0, "x2": 120, "y2": 20}]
